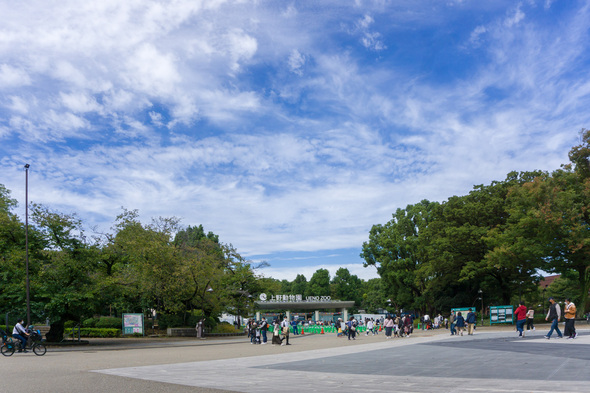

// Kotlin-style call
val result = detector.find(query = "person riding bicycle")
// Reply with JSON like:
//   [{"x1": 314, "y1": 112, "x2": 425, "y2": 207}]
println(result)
[{"x1": 12, "y1": 318, "x2": 30, "y2": 352}]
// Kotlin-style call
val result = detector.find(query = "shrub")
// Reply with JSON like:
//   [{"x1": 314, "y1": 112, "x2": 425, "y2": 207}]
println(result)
[
  {"x1": 83, "y1": 317, "x2": 98, "y2": 328},
  {"x1": 95, "y1": 316, "x2": 122, "y2": 329},
  {"x1": 79, "y1": 328, "x2": 121, "y2": 338},
  {"x1": 211, "y1": 322, "x2": 240, "y2": 334},
  {"x1": 156, "y1": 313, "x2": 183, "y2": 330},
  {"x1": 64, "y1": 320, "x2": 78, "y2": 328}
]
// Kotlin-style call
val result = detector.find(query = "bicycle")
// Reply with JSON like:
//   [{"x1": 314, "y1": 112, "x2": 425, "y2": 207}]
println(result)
[{"x1": 1, "y1": 330, "x2": 47, "y2": 356}]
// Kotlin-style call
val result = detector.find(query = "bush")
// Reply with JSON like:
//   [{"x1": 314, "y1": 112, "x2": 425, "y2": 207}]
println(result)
[
  {"x1": 64, "y1": 320, "x2": 78, "y2": 329},
  {"x1": 211, "y1": 322, "x2": 240, "y2": 334},
  {"x1": 79, "y1": 328, "x2": 121, "y2": 338},
  {"x1": 95, "y1": 316, "x2": 122, "y2": 329},
  {"x1": 156, "y1": 314, "x2": 183, "y2": 330},
  {"x1": 83, "y1": 317, "x2": 98, "y2": 327}
]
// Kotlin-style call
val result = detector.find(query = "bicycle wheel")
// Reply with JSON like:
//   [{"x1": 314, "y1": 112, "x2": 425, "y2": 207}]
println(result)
[
  {"x1": 1, "y1": 343, "x2": 15, "y2": 357},
  {"x1": 33, "y1": 343, "x2": 46, "y2": 356}
]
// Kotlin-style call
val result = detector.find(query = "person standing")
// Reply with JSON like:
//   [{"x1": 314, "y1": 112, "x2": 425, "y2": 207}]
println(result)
[
  {"x1": 545, "y1": 297, "x2": 563, "y2": 339},
  {"x1": 526, "y1": 309, "x2": 535, "y2": 331},
  {"x1": 564, "y1": 298, "x2": 577, "y2": 339},
  {"x1": 403, "y1": 314, "x2": 413, "y2": 337},
  {"x1": 466, "y1": 309, "x2": 477, "y2": 335},
  {"x1": 281, "y1": 317, "x2": 291, "y2": 345},
  {"x1": 196, "y1": 319, "x2": 204, "y2": 339},
  {"x1": 383, "y1": 316, "x2": 394, "y2": 339},
  {"x1": 259, "y1": 317, "x2": 268, "y2": 344},
  {"x1": 514, "y1": 301, "x2": 527, "y2": 338},
  {"x1": 449, "y1": 311, "x2": 456, "y2": 336},
  {"x1": 271, "y1": 320, "x2": 282, "y2": 345},
  {"x1": 291, "y1": 319, "x2": 299, "y2": 335},
  {"x1": 346, "y1": 317, "x2": 357, "y2": 340}
]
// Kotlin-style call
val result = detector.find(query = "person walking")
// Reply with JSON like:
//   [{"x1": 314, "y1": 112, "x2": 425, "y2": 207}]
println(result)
[
  {"x1": 526, "y1": 309, "x2": 535, "y2": 331},
  {"x1": 545, "y1": 297, "x2": 563, "y2": 339},
  {"x1": 366, "y1": 319, "x2": 374, "y2": 336},
  {"x1": 455, "y1": 312, "x2": 465, "y2": 336},
  {"x1": 514, "y1": 301, "x2": 527, "y2": 338},
  {"x1": 466, "y1": 309, "x2": 477, "y2": 335},
  {"x1": 449, "y1": 311, "x2": 456, "y2": 336},
  {"x1": 564, "y1": 298, "x2": 577, "y2": 339}
]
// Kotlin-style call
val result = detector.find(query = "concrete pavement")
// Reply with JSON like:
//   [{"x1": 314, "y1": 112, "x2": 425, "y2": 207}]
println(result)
[{"x1": 2, "y1": 325, "x2": 589, "y2": 393}]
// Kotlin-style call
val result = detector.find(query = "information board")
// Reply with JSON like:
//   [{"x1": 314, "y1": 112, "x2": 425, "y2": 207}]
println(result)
[
  {"x1": 122, "y1": 313, "x2": 144, "y2": 335},
  {"x1": 490, "y1": 305, "x2": 513, "y2": 324}
]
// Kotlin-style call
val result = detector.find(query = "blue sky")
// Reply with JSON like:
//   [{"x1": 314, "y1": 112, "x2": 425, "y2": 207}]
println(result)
[{"x1": 1, "y1": 0, "x2": 589, "y2": 282}]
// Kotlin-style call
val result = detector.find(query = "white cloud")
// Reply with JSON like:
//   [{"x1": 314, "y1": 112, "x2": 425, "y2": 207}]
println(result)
[
  {"x1": 0, "y1": 64, "x2": 31, "y2": 88},
  {"x1": 288, "y1": 49, "x2": 306, "y2": 75},
  {"x1": 258, "y1": 263, "x2": 379, "y2": 282},
  {"x1": 469, "y1": 25, "x2": 487, "y2": 47},
  {"x1": 505, "y1": 4, "x2": 525, "y2": 27},
  {"x1": 1, "y1": 1, "x2": 589, "y2": 282},
  {"x1": 125, "y1": 44, "x2": 181, "y2": 96}
]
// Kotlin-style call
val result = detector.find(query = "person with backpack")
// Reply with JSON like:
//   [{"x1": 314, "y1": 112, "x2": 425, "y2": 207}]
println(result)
[
  {"x1": 346, "y1": 317, "x2": 357, "y2": 340},
  {"x1": 466, "y1": 309, "x2": 477, "y2": 335},
  {"x1": 455, "y1": 312, "x2": 465, "y2": 336}
]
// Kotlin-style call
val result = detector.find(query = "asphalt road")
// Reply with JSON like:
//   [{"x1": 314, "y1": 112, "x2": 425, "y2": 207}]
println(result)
[{"x1": 2, "y1": 324, "x2": 588, "y2": 393}]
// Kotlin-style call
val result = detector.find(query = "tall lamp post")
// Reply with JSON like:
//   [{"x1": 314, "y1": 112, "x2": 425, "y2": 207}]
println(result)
[
  {"x1": 24, "y1": 164, "x2": 31, "y2": 326},
  {"x1": 478, "y1": 289, "x2": 483, "y2": 326}
]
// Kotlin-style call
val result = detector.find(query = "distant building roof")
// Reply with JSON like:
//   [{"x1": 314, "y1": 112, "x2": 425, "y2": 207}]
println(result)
[{"x1": 539, "y1": 275, "x2": 560, "y2": 288}]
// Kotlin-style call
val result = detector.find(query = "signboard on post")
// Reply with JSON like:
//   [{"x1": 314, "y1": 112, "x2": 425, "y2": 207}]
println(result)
[
  {"x1": 451, "y1": 307, "x2": 475, "y2": 316},
  {"x1": 490, "y1": 305, "x2": 514, "y2": 324},
  {"x1": 122, "y1": 313, "x2": 144, "y2": 335}
]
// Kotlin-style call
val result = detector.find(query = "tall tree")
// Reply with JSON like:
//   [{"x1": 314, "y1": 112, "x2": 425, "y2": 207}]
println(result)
[
  {"x1": 361, "y1": 200, "x2": 438, "y2": 312},
  {"x1": 291, "y1": 274, "x2": 308, "y2": 296},
  {"x1": 29, "y1": 204, "x2": 99, "y2": 341},
  {"x1": 330, "y1": 267, "x2": 362, "y2": 304},
  {"x1": 306, "y1": 269, "x2": 330, "y2": 297}
]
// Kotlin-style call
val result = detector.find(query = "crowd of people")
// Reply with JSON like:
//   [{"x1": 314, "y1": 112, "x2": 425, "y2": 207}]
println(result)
[{"x1": 243, "y1": 297, "x2": 580, "y2": 346}]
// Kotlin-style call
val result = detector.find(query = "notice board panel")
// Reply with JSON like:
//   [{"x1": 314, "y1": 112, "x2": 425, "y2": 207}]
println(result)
[
  {"x1": 123, "y1": 313, "x2": 144, "y2": 335},
  {"x1": 490, "y1": 305, "x2": 513, "y2": 324}
]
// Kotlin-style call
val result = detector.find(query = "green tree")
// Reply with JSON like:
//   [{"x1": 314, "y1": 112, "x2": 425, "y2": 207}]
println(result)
[
  {"x1": 29, "y1": 204, "x2": 99, "y2": 341},
  {"x1": 361, "y1": 200, "x2": 438, "y2": 312},
  {"x1": 291, "y1": 274, "x2": 308, "y2": 296},
  {"x1": 307, "y1": 269, "x2": 330, "y2": 297},
  {"x1": 330, "y1": 267, "x2": 362, "y2": 304}
]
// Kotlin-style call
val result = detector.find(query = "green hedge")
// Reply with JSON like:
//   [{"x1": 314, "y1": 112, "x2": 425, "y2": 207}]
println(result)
[{"x1": 79, "y1": 328, "x2": 121, "y2": 338}]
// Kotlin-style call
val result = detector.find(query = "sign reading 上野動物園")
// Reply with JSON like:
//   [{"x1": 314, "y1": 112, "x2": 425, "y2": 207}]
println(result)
[
  {"x1": 122, "y1": 313, "x2": 144, "y2": 335},
  {"x1": 258, "y1": 294, "x2": 332, "y2": 302}
]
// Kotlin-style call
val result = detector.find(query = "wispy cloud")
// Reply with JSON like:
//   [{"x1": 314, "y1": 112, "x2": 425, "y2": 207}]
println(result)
[{"x1": 1, "y1": 0, "x2": 589, "y2": 280}]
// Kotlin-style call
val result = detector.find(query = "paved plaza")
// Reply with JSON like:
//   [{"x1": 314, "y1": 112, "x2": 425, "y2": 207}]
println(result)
[{"x1": 2, "y1": 326, "x2": 589, "y2": 392}]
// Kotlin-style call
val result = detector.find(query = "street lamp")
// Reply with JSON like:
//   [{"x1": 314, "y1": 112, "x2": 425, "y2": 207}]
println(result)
[
  {"x1": 478, "y1": 289, "x2": 483, "y2": 326},
  {"x1": 24, "y1": 164, "x2": 31, "y2": 327}
]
